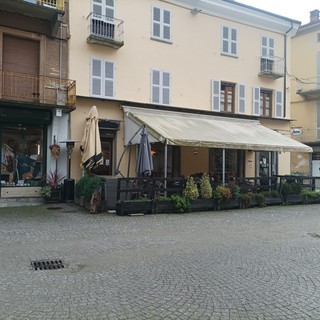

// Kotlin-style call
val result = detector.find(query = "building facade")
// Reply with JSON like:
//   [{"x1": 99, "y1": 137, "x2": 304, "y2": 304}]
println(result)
[
  {"x1": 0, "y1": 0, "x2": 76, "y2": 198},
  {"x1": 291, "y1": 9, "x2": 320, "y2": 176},
  {"x1": 68, "y1": 0, "x2": 311, "y2": 188}
]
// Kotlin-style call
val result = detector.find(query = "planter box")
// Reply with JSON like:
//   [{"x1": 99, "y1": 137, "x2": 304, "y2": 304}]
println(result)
[
  {"x1": 190, "y1": 199, "x2": 215, "y2": 212},
  {"x1": 304, "y1": 195, "x2": 320, "y2": 205},
  {"x1": 154, "y1": 200, "x2": 177, "y2": 214},
  {"x1": 283, "y1": 194, "x2": 304, "y2": 205},
  {"x1": 215, "y1": 198, "x2": 241, "y2": 210},
  {"x1": 116, "y1": 200, "x2": 153, "y2": 216},
  {"x1": 265, "y1": 197, "x2": 282, "y2": 206}
]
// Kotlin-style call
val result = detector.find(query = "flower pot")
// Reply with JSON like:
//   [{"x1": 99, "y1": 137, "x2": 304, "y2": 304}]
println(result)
[
  {"x1": 215, "y1": 198, "x2": 241, "y2": 210},
  {"x1": 44, "y1": 188, "x2": 61, "y2": 203},
  {"x1": 116, "y1": 200, "x2": 153, "y2": 216},
  {"x1": 190, "y1": 199, "x2": 215, "y2": 212}
]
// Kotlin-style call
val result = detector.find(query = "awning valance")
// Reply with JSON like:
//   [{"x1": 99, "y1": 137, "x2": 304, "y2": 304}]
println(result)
[{"x1": 123, "y1": 106, "x2": 313, "y2": 153}]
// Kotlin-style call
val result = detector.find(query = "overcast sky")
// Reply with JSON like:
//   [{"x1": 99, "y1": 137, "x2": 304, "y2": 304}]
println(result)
[{"x1": 238, "y1": 0, "x2": 319, "y2": 25}]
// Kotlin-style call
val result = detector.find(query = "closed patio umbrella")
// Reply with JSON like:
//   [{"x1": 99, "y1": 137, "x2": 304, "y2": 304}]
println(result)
[
  {"x1": 135, "y1": 126, "x2": 153, "y2": 177},
  {"x1": 80, "y1": 105, "x2": 102, "y2": 172}
]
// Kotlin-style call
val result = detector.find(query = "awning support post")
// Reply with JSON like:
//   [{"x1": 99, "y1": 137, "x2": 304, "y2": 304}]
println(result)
[
  {"x1": 222, "y1": 148, "x2": 226, "y2": 185},
  {"x1": 164, "y1": 140, "x2": 168, "y2": 197}
]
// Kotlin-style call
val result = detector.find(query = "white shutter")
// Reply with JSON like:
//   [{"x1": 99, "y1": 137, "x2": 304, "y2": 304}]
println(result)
[
  {"x1": 275, "y1": 90, "x2": 283, "y2": 118},
  {"x1": 253, "y1": 86, "x2": 260, "y2": 116},
  {"x1": 152, "y1": 7, "x2": 161, "y2": 38},
  {"x1": 212, "y1": 80, "x2": 220, "y2": 112},
  {"x1": 222, "y1": 26, "x2": 229, "y2": 54},
  {"x1": 231, "y1": 28, "x2": 237, "y2": 55},
  {"x1": 91, "y1": 59, "x2": 102, "y2": 96},
  {"x1": 162, "y1": 71, "x2": 170, "y2": 104},
  {"x1": 238, "y1": 84, "x2": 246, "y2": 113},
  {"x1": 163, "y1": 10, "x2": 171, "y2": 41},
  {"x1": 105, "y1": 0, "x2": 114, "y2": 18},
  {"x1": 93, "y1": 0, "x2": 103, "y2": 16},
  {"x1": 104, "y1": 61, "x2": 114, "y2": 97},
  {"x1": 152, "y1": 70, "x2": 160, "y2": 103}
]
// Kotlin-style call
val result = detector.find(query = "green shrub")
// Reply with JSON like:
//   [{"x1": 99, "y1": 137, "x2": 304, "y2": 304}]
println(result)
[
  {"x1": 255, "y1": 193, "x2": 266, "y2": 207},
  {"x1": 75, "y1": 174, "x2": 102, "y2": 199},
  {"x1": 213, "y1": 185, "x2": 232, "y2": 202},
  {"x1": 183, "y1": 176, "x2": 199, "y2": 200},
  {"x1": 170, "y1": 195, "x2": 191, "y2": 213},
  {"x1": 241, "y1": 192, "x2": 254, "y2": 208},
  {"x1": 199, "y1": 173, "x2": 213, "y2": 199},
  {"x1": 281, "y1": 181, "x2": 301, "y2": 196},
  {"x1": 301, "y1": 190, "x2": 320, "y2": 198},
  {"x1": 229, "y1": 184, "x2": 241, "y2": 200}
]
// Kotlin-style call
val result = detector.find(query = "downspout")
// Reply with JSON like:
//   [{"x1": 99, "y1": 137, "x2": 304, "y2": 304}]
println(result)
[{"x1": 284, "y1": 22, "x2": 294, "y2": 118}]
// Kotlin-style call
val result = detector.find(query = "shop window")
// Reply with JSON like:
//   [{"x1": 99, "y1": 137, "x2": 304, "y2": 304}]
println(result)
[{"x1": 1, "y1": 125, "x2": 44, "y2": 186}]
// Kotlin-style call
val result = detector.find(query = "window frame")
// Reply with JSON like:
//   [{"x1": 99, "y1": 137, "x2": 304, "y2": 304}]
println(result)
[
  {"x1": 221, "y1": 26, "x2": 238, "y2": 57},
  {"x1": 220, "y1": 82, "x2": 235, "y2": 113},
  {"x1": 260, "y1": 89, "x2": 272, "y2": 117},
  {"x1": 151, "y1": 69, "x2": 171, "y2": 105},
  {"x1": 151, "y1": 6, "x2": 172, "y2": 43},
  {"x1": 90, "y1": 58, "x2": 115, "y2": 98}
]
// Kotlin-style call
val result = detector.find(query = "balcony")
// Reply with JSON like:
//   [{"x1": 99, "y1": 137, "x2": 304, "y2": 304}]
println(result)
[
  {"x1": 0, "y1": 0, "x2": 64, "y2": 36},
  {"x1": 296, "y1": 76, "x2": 320, "y2": 100},
  {"x1": 87, "y1": 13, "x2": 124, "y2": 49},
  {"x1": 0, "y1": 70, "x2": 76, "y2": 112},
  {"x1": 258, "y1": 56, "x2": 285, "y2": 79}
]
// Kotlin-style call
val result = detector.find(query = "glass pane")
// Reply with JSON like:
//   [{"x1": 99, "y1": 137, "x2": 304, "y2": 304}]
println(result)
[{"x1": 2, "y1": 126, "x2": 43, "y2": 186}]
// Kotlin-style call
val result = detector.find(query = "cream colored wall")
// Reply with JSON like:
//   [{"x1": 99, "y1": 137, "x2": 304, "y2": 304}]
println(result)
[
  {"x1": 69, "y1": 0, "x2": 287, "y2": 114},
  {"x1": 180, "y1": 147, "x2": 209, "y2": 177}
]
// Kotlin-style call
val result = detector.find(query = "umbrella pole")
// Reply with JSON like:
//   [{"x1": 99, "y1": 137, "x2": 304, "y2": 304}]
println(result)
[{"x1": 164, "y1": 140, "x2": 168, "y2": 197}]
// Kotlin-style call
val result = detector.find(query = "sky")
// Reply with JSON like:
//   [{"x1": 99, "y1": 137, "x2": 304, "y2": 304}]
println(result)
[{"x1": 238, "y1": 0, "x2": 319, "y2": 25}]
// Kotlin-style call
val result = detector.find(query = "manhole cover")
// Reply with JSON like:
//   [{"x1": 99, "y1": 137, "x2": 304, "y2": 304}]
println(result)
[{"x1": 31, "y1": 259, "x2": 65, "y2": 270}]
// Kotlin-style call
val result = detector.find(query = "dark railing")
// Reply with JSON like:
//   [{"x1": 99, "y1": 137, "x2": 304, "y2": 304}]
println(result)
[
  {"x1": 117, "y1": 175, "x2": 320, "y2": 201},
  {"x1": 0, "y1": 70, "x2": 76, "y2": 108}
]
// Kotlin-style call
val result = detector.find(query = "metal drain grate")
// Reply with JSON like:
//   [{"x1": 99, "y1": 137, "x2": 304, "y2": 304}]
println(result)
[{"x1": 31, "y1": 259, "x2": 65, "y2": 271}]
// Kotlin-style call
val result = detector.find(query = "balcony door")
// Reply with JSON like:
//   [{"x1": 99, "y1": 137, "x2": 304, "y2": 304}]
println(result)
[
  {"x1": 2, "y1": 35, "x2": 40, "y2": 102},
  {"x1": 92, "y1": 0, "x2": 115, "y2": 39}
]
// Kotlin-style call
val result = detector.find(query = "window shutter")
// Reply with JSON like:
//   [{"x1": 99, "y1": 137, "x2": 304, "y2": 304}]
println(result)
[
  {"x1": 261, "y1": 36, "x2": 268, "y2": 57},
  {"x1": 222, "y1": 26, "x2": 229, "y2": 54},
  {"x1": 253, "y1": 86, "x2": 260, "y2": 116},
  {"x1": 162, "y1": 71, "x2": 170, "y2": 104},
  {"x1": 163, "y1": 10, "x2": 171, "y2": 41},
  {"x1": 275, "y1": 91, "x2": 283, "y2": 118},
  {"x1": 238, "y1": 84, "x2": 246, "y2": 113},
  {"x1": 231, "y1": 28, "x2": 237, "y2": 55},
  {"x1": 152, "y1": 7, "x2": 161, "y2": 38},
  {"x1": 212, "y1": 80, "x2": 221, "y2": 112},
  {"x1": 269, "y1": 38, "x2": 274, "y2": 57},
  {"x1": 152, "y1": 70, "x2": 160, "y2": 103},
  {"x1": 91, "y1": 59, "x2": 102, "y2": 96},
  {"x1": 104, "y1": 61, "x2": 114, "y2": 97}
]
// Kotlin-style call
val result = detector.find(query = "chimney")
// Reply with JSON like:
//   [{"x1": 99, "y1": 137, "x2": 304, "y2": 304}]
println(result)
[{"x1": 310, "y1": 9, "x2": 320, "y2": 23}]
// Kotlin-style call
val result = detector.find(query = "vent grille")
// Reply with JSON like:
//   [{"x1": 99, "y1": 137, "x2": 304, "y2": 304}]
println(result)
[{"x1": 31, "y1": 259, "x2": 65, "y2": 271}]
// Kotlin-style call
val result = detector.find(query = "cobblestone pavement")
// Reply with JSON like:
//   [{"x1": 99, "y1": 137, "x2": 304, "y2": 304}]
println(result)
[{"x1": 1, "y1": 203, "x2": 320, "y2": 319}]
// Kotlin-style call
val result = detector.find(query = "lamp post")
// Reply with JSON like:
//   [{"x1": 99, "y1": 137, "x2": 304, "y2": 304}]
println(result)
[{"x1": 60, "y1": 140, "x2": 79, "y2": 202}]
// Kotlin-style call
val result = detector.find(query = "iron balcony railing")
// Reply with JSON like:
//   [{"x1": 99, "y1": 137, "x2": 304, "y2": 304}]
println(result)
[
  {"x1": 25, "y1": 0, "x2": 64, "y2": 11},
  {"x1": 296, "y1": 76, "x2": 320, "y2": 99},
  {"x1": 259, "y1": 55, "x2": 285, "y2": 79},
  {"x1": 87, "y1": 13, "x2": 124, "y2": 48},
  {"x1": 0, "y1": 70, "x2": 76, "y2": 109}
]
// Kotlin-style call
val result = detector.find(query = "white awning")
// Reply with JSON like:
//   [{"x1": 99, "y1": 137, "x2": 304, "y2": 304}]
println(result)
[{"x1": 123, "y1": 106, "x2": 313, "y2": 153}]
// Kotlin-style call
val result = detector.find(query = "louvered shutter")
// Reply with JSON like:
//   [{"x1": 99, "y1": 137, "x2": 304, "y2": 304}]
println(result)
[
  {"x1": 91, "y1": 59, "x2": 102, "y2": 96},
  {"x1": 238, "y1": 84, "x2": 246, "y2": 113},
  {"x1": 261, "y1": 36, "x2": 268, "y2": 57},
  {"x1": 162, "y1": 71, "x2": 170, "y2": 104},
  {"x1": 93, "y1": 0, "x2": 102, "y2": 16},
  {"x1": 253, "y1": 87, "x2": 260, "y2": 116},
  {"x1": 163, "y1": 10, "x2": 171, "y2": 41},
  {"x1": 152, "y1": 7, "x2": 161, "y2": 38},
  {"x1": 212, "y1": 80, "x2": 221, "y2": 111},
  {"x1": 104, "y1": 61, "x2": 114, "y2": 97},
  {"x1": 152, "y1": 70, "x2": 160, "y2": 103},
  {"x1": 231, "y1": 28, "x2": 237, "y2": 55},
  {"x1": 222, "y1": 26, "x2": 229, "y2": 54},
  {"x1": 275, "y1": 91, "x2": 283, "y2": 118}
]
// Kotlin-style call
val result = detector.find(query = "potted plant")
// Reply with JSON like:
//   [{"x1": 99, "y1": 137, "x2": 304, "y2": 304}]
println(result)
[
  {"x1": 40, "y1": 169, "x2": 65, "y2": 203},
  {"x1": 302, "y1": 190, "x2": 320, "y2": 204},
  {"x1": 280, "y1": 181, "x2": 303, "y2": 205},
  {"x1": 213, "y1": 185, "x2": 241, "y2": 210}
]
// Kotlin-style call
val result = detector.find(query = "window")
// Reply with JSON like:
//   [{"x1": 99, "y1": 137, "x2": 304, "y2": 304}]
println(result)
[
  {"x1": 253, "y1": 87, "x2": 283, "y2": 117},
  {"x1": 91, "y1": 0, "x2": 115, "y2": 39},
  {"x1": 220, "y1": 83, "x2": 235, "y2": 112},
  {"x1": 212, "y1": 80, "x2": 242, "y2": 113},
  {"x1": 152, "y1": 6, "x2": 171, "y2": 42},
  {"x1": 261, "y1": 36, "x2": 274, "y2": 72},
  {"x1": 260, "y1": 89, "x2": 272, "y2": 117},
  {"x1": 91, "y1": 58, "x2": 114, "y2": 98},
  {"x1": 151, "y1": 69, "x2": 170, "y2": 105},
  {"x1": 221, "y1": 26, "x2": 237, "y2": 56}
]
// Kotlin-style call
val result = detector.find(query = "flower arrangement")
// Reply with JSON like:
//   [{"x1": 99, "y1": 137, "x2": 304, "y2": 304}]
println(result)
[{"x1": 49, "y1": 143, "x2": 61, "y2": 159}]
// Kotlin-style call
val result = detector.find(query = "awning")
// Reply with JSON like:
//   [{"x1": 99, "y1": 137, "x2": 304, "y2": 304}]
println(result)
[{"x1": 123, "y1": 106, "x2": 313, "y2": 153}]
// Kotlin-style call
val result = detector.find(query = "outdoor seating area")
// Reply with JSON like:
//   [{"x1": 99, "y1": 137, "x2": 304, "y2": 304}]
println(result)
[{"x1": 114, "y1": 175, "x2": 320, "y2": 215}]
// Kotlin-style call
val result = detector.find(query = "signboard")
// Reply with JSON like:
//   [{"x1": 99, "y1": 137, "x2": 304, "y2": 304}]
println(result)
[{"x1": 291, "y1": 128, "x2": 302, "y2": 136}]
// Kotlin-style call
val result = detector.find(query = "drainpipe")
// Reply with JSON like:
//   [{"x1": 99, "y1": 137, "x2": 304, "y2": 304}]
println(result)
[{"x1": 284, "y1": 22, "x2": 294, "y2": 118}]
